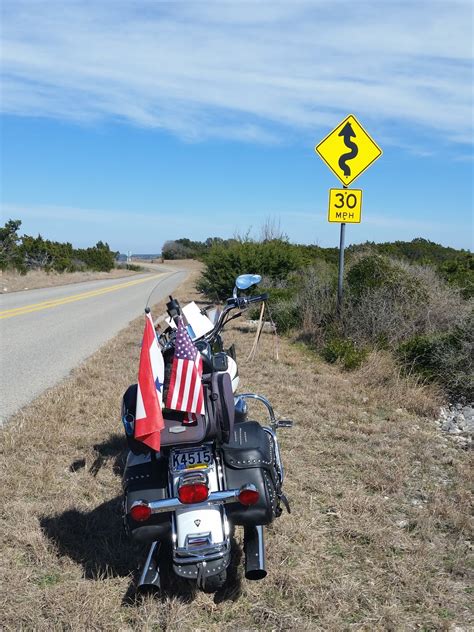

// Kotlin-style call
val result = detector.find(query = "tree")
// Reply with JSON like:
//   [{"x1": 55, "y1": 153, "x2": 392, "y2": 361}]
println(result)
[{"x1": 0, "y1": 219, "x2": 23, "y2": 271}]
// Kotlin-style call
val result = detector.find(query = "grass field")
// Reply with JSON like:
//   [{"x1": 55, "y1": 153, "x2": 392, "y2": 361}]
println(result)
[{"x1": 0, "y1": 268, "x2": 472, "y2": 631}]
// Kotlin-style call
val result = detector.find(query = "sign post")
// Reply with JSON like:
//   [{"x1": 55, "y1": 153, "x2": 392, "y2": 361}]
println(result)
[
  {"x1": 337, "y1": 219, "x2": 346, "y2": 312},
  {"x1": 314, "y1": 114, "x2": 382, "y2": 312}
]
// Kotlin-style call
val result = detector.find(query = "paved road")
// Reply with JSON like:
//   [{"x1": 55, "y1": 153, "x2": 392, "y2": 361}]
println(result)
[{"x1": 0, "y1": 265, "x2": 188, "y2": 423}]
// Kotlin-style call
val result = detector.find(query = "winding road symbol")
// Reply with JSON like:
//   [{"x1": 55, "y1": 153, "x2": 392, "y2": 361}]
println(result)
[
  {"x1": 338, "y1": 122, "x2": 358, "y2": 177},
  {"x1": 314, "y1": 114, "x2": 382, "y2": 186}
]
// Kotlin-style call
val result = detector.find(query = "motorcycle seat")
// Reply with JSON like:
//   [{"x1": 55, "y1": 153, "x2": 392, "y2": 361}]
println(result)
[{"x1": 121, "y1": 374, "x2": 234, "y2": 451}]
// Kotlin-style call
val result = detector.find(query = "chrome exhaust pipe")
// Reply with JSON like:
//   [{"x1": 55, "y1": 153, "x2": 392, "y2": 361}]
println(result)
[
  {"x1": 137, "y1": 541, "x2": 161, "y2": 590},
  {"x1": 244, "y1": 525, "x2": 267, "y2": 580}
]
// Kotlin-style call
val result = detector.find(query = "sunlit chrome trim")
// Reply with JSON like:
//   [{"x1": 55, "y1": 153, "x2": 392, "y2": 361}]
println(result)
[
  {"x1": 262, "y1": 426, "x2": 285, "y2": 484},
  {"x1": 129, "y1": 484, "x2": 257, "y2": 517}
]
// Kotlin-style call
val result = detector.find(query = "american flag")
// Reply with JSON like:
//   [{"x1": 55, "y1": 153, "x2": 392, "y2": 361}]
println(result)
[{"x1": 166, "y1": 317, "x2": 205, "y2": 415}]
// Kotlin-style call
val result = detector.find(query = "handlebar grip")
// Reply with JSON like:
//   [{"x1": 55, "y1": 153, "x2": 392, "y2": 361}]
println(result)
[{"x1": 247, "y1": 293, "x2": 268, "y2": 304}]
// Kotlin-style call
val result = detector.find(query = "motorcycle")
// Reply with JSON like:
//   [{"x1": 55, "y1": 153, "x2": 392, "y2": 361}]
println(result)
[{"x1": 121, "y1": 273, "x2": 292, "y2": 592}]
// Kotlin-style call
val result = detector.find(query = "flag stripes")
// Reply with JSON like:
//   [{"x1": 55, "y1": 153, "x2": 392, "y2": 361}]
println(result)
[{"x1": 165, "y1": 317, "x2": 205, "y2": 415}]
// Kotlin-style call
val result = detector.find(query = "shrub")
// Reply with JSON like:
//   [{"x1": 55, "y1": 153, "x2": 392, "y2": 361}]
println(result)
[
  {"x1": 321, "y1": 337, "x2": 368, "y2": 370},
  {"x1": 267, "y1": 299, "x2": 300, "y2": 333},
  {"x1": 19, "y1": 235, "x2": 75, "y2": 272},
  {"x1": 346, "y1": 253, "x2": 427, "y2": 300},
  {"x1": 297, "y1": 261, "x2": 338, "y2": 338},
  {"x1": 440, "y1": 253, "x2": 474, "y2": 299},
  {"x1": 341, "y1": 255, "x2": 469, "y2": 347},
  {"x1": 74, "y1": 241, "x2": 116, "y2": 272},
  {"x1": 120, "y1": 263, "x2": 143, "y2": 272},
  {"x1": 398, "y1": 311, "x2": 474, "y2": 402},
  {"x1": 162, "y1": 240, "x2": 194, "y2": 260},
  {"x1": 197, "y1": 238, "x2": 308, "y2": 300}
]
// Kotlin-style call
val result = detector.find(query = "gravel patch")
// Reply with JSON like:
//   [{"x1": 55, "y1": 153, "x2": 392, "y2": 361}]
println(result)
[{"x1": 438, "y1": 403, "x2": 474, "y2": 448}]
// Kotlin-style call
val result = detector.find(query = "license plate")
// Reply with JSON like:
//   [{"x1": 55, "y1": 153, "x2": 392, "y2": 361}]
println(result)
[{"x1": 171, "y1": 446, "x2": 213, "y2": 472}]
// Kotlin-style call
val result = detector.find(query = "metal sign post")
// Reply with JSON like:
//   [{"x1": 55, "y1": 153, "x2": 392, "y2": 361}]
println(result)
[{"x1": 337, "y1": 221, "x2": 346, "y2": 312}]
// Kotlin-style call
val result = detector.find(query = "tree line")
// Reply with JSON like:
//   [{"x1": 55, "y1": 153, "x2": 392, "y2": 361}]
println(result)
[
  {"x1": 0, "y1": 219, "x2": 117, "y2": 273},
  {"x1": 164, "y1": 234, "x2": 473, "y2": 300}
]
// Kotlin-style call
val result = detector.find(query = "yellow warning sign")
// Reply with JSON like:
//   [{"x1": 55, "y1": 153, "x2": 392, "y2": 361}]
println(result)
[
  {"x1": 315, "y1": 115, "x2": 382, "y2": 186},
  {"x1": 328, "y1": 188, "x2": 362, "y2": 223}
]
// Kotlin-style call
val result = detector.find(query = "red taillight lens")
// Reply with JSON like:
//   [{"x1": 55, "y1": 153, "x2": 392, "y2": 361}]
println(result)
[
  {"x1": 178, "y1": 483, "x2": 209, "y2": 504},
  {"x1": 130, "y1": 502, "x2": 152, "y2": 522},
  {"x1": 238, "y1": 488, "x2": 260, "y2": 506}
]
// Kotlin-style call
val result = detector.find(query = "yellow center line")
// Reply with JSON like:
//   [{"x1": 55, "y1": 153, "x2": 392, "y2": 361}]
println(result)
[{"x1": 0, "y1": 273, "x2": 166, "y2": 320}]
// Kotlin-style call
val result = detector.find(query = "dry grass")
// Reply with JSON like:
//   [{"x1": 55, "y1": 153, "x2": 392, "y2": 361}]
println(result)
[
  {"x1": 1, "y1": 267, "x2": 473, "y2": 631},
  {"x1": 0, "y1": 267, "x2": 143, "y2": 294}
]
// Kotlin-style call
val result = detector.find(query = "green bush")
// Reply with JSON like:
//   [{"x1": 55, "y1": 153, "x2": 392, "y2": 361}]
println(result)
[
  {"x1": 398, "y1": 312, "x2": 473, "y2": 402},
  {"x1": 346, "y1": 253, "x2": 426, "y2": 301},
  {"x1": 74, "y1": 241, "x2": 116, "y2": 272},
  {"x1": 266, "y1": 299, "x2": 300, "y2": 333},
  {"x1": 340, "y1": 254, "x2": 468, "y2": 348},
  {"x1": 321, "y1": 337, "x2": 368, "y2": 370},
  {"x1": 0, "y1": 219, "x2": 23, "y2": 271},
  {"x1": 197, "y1": 238, "x2": 308, "y2": 300},
  {"x1": 20, "y1": 235, "x2": 74, "y2": 272},
  {"x1": 117, "y1": 263, "x2": 143, "y2": 272},
  {"x1": 440, "y1": 254, "x2": 474, "y2": 299}
]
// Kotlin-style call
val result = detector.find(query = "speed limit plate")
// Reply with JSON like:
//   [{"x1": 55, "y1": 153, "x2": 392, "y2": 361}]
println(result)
[{"x1": 328, "y1": 188, "x2": 362, "y2": 223}]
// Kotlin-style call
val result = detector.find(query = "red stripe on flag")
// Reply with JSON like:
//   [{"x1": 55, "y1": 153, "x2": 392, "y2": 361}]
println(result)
[
  {"x1": 165, "y1": 357, "x2": 178, "y2": 410},
  {"x1": 186, "y1": 363, "x2": 198, "y2": 412}
]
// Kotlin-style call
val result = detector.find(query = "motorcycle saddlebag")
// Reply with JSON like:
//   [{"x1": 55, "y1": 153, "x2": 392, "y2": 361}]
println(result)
[
  {"x1": 123, "y1": 451, "x2": 170, "y2": 544},
  {"x1": 221, "y1": 421, "x2": 279, "y2": 526}
]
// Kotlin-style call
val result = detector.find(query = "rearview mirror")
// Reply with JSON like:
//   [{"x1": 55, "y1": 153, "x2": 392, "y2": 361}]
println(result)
[{"x1": 234, "y1": 273, "x2": 262, "y2": 293}]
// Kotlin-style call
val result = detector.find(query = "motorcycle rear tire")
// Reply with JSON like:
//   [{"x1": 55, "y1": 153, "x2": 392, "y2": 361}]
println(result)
[{"x1": 201, "y1": 569, "x2": 227, "y2": 593}]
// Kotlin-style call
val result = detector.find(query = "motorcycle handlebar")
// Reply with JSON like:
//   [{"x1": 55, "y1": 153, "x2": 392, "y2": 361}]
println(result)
[
  {"x1": 166, "y1": 291, "x2": 268, "y2": 347},
  {"x1": 245, "y1": 293, "x2": 268, "y2": 304},
  {"x1": 201, "y1": 293, "x2": 267, "y2": 341}
]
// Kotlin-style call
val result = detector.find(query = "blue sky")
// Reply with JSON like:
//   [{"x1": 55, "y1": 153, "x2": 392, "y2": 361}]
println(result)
[{"x1": 1, "y1": 0, "x2": 473, "y2": 253}]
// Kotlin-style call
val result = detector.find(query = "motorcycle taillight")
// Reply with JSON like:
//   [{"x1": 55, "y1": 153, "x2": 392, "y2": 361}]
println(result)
[
  {"x1": 130, "y1": 501, "x2": 152, "y2": 522},
  {"x1": 178, "y1": 482, "x2": 209, "y2": 504},
  {"x1": 238, "y1": 485, "x2": 260, "y2": 506}
]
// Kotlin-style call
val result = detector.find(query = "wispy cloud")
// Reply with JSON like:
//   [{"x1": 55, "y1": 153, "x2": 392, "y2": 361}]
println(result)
[{"x1": 1, "y1": 1, "x2": 472, "y2": 146}]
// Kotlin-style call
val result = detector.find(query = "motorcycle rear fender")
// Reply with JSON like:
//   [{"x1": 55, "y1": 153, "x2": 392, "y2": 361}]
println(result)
[{"x1": 171, "y1": 451, "x2": 228, "y2": 558}]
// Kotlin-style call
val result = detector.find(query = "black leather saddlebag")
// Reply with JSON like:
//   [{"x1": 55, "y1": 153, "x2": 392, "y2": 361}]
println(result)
[
  {"x1": 221, "y1": 421, "x2": 280, "y2": 526},
  {"x1": 123, "y1": 452, "x2": 170, "y2": 543}
]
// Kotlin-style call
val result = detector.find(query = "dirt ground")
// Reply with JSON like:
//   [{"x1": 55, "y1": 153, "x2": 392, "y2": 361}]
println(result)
[{"x1": 0, "y1": 266, "x2": 472, "y2": 631}]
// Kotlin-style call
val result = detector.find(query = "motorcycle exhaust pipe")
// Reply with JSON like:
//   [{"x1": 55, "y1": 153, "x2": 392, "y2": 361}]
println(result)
[
  {"x1": 244, "y1": 525, "x2": 267, "y2": 580},
  {"x1": 137, "y1": 541, "x2": 161, "y2": 591}
]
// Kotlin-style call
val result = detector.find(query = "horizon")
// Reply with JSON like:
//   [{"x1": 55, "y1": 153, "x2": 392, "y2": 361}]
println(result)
[{"x1": 1, "y1": 1, "x2": 473, "y2": 252}]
